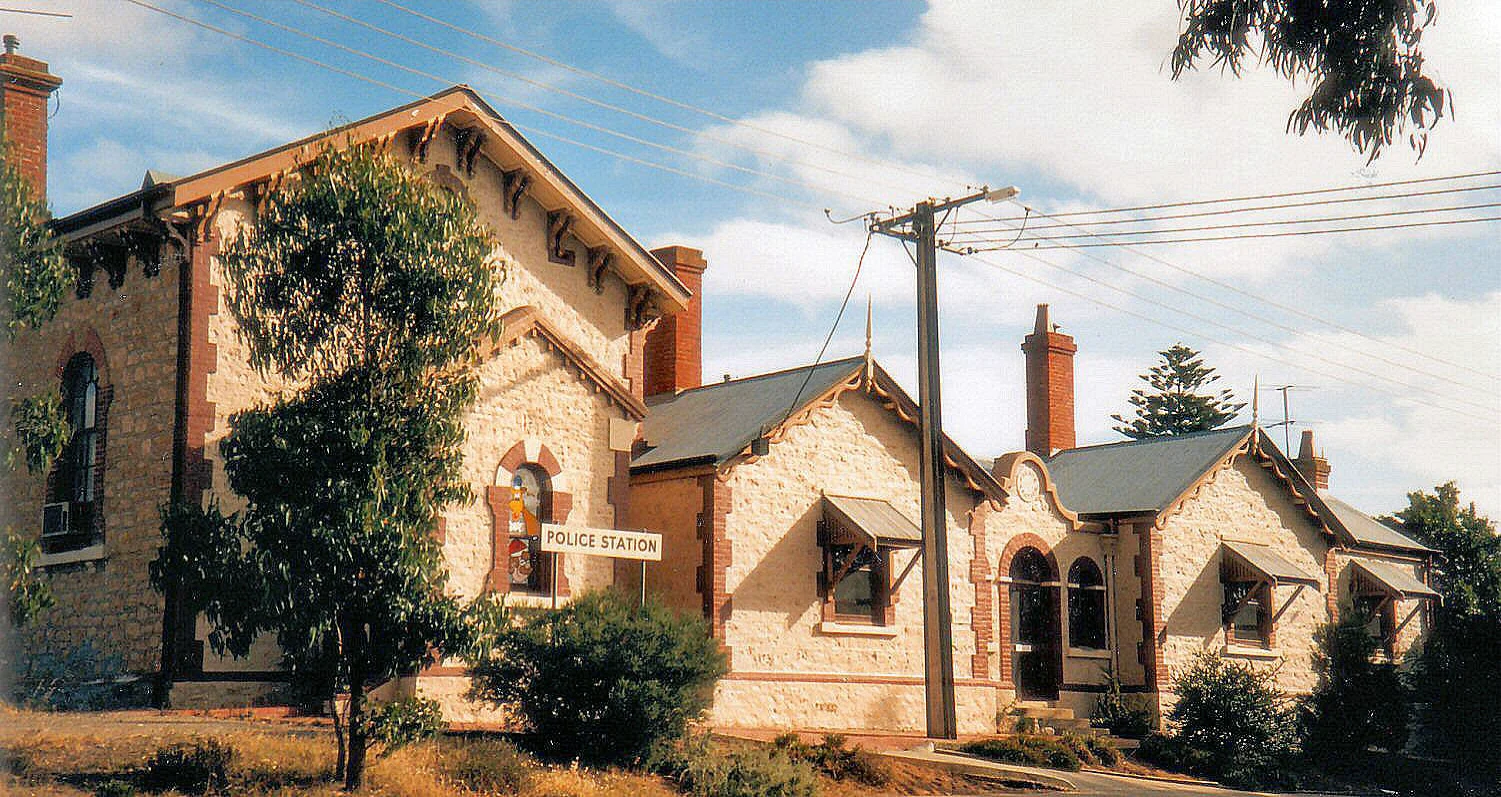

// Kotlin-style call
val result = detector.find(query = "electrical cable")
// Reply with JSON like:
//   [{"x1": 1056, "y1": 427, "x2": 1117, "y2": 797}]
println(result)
[
  {"x1": 964, "y1": 215, "x2": 1501, "y2": 250},
  {"x1": 778, "y1": 228, "x2": 875, "y2": 430}
]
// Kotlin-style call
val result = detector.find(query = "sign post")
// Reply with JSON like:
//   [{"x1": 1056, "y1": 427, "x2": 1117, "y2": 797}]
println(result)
[{"x1": 539, "y1": 524, "x2": 664, "y2": 608}]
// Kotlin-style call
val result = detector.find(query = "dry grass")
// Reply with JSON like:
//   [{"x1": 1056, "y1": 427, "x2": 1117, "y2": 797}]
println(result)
[{"x1": 1, "y1": 708, "x2": 1024, "y2": 796}]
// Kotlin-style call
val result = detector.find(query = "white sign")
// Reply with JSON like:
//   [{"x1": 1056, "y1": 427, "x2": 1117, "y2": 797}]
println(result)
[{"x1": 540, "y1": 524, "x2": 663, "y2": 562}]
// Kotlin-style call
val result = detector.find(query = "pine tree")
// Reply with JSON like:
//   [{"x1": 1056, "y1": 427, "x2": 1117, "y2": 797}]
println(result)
[{"x1": 1111, "y1": 344, "x2": 1244, "y2": 439}]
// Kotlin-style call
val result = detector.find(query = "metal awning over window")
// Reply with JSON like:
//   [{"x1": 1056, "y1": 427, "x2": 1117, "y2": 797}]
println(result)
[
  {"x1": 822, "y1": 494, "x2": 923, "y2": 549},
  {"x1": 1222, "y1": 541, "x2": 1322, "y2": 589},
  {"x1": 1351, "y1": 558, "x2": 1440, "y2": 600}
]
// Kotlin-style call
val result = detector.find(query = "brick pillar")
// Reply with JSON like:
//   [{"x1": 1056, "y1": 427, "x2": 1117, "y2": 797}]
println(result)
[
  {"x1": 644, "y1": 246, "x2": 706, "y2": 399},
  {"x1": 1021, "y1": 304, "x2": 1076, "y2": 457},
  {"x1": 0, "y1": 35, "x2": 63, "y2": 203}
]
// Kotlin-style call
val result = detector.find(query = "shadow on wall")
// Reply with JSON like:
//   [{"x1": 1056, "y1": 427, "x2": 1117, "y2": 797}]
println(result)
[
  {"x1": 1165, "y1": 556, "x2": 1230, "y2": 651},
  {"x1": 730, "y1": 501, "x2": 823, "y2": 632}
]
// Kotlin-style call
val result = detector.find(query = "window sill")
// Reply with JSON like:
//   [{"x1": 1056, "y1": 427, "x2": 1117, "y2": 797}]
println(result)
[
  {"x1": 1066, "y1": 647, "x2": 1112, "y2": 660},
  {"x1": 1222, "y1": 644, "x2": 1280, "y2": 660},
  {"x1": 503, "y1": 592, "x2": 564, "y2": 609},
  {"x1": 817, "y1": 621, "x2": 898, "y2": 638},
  {"x1": 38, "y1": 544, "x2": 106, "y2": 568}
]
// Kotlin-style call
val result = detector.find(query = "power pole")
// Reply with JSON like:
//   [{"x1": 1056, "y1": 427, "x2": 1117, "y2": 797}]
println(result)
[{"x1": 868, "y1": 186, "x2": 1017, "y2": 740}]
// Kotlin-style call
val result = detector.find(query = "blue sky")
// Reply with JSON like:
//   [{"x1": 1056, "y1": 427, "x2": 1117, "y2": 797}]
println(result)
[{"x1": 16, "y1": 0, "x2": 1500, "y2": 517}]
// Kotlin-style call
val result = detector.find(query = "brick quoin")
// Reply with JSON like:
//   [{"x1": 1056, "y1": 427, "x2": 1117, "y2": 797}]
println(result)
[
  {"x1": 695, "y1": 474, "x2": 733, "y2": 665},
  {"x1": 967, "y1": 503, "x2": 994, "y2": 679},
  {"x1": 643, "y1": 246, "x2": 706, "y2": 398},
  {"x1": 1021, "y1": 304, "x2": 1077, "y2": 457},
  {"x1": 0, "y1": 39, "x2": 63, "y2": 202}
]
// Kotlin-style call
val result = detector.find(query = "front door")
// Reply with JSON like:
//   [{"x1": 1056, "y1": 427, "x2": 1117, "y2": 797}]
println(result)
[{"x1": 1010, "y1": 548, "x2": 1059, "y2": 700}]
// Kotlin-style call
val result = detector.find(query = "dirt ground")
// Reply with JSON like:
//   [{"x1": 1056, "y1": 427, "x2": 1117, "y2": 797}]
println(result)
[{"x1": 0, "y1": 708, "x2": 1034, "y2": 796}]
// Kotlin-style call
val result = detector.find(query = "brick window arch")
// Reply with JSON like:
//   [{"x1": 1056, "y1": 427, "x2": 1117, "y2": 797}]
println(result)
[
  {"x1": 486, "y1": 440, "x2": 572, "y2": 596},
  {"x1": 44, "y1": 334, "x2": 113, "y2": 554}
]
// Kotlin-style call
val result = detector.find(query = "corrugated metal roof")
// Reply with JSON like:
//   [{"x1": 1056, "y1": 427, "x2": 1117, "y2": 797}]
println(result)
[
  {"x1": 632, "y1": 357, "x2": 864, "y2": 472},
  {"x1": 1223, "y1": 540, "x2": 1322, "y2": 588},
  {"x1": 1351, "y1": 558, "x2": 1440, "y2": 599},
  {"x1": 1321, "y1": 494, "x2": 1433, "y2": 553},
  {"x1": 823, "y1": 494, "x2": 923, "y2": 548},
  {"x1": 1043, "y1": 426, "x2": 1252, "y2": 516}
]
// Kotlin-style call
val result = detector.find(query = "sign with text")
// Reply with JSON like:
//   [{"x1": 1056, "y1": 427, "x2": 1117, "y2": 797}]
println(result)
[{"x1": 540, "y1": 524, "x2": 663, "y2": 562}]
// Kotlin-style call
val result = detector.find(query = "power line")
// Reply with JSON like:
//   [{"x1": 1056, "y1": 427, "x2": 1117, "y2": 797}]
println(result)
[
  {"x1": 128, "y1": 0, "x2": 1501, "y2": 410},
  {"x1": 949, "y1": 200, "x2": 1501, "y2": 243},
  {"x1": 953, "y1": 169, "x2": 1501, "y2": 223},
  {"x1": 951, "y1": 183, "x2": 1501, "y2": 233},
  {"x1": 967, "y1": 249, "x2": 1496, "y2": 422},
  {"x1": 0, "y1": 8, "x2": 72, "y2": 17},
  {"x1": 780, "y1": 228, "x2": 875, "y2": 430},
  {"x1": 967, "y1": 215, "x2": 1501, "y2": 251},
  {"x1": 975, "y1": 199, "x2": 1501, "y2": 385}
]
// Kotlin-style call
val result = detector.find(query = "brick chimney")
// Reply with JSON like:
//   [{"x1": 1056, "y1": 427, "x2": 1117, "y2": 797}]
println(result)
[
  {"x1": 0, "y1": 34, "x2": 63, "y2": 203},
  {"x1": 1294, "y1": 429, "x2": 1330, "y2": 490},
  {"x1": 1022, "y1": 304, "x2": 1076, "y2": 457},
  {"x1": 644, "y1": 245, "x2": 706, "y2": 399}
]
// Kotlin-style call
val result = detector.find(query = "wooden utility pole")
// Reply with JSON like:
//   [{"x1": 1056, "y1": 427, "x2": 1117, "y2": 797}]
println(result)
[{"x1": 869, "y1": 186, "x2": 1017, "y2": 739}]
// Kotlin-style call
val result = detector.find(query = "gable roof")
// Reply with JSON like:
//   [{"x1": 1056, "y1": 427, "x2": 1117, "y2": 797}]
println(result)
[
  {"x1": 52, "y1": 85, "x2": 689, "y2": 313},
  {"x1": 631, "y1": 356, "x2": 1004, "y2": 501},
  {"x1": 485, "y1": 305, "x2": 647, "y2": 420},
  {"x1": 1044, "y1": 426, "x2": 1253, "y2": 516},
  {"x1": 633, "y1": 357, "x2": 865, "y2": 472},
  {"x1": 1320, "y1": 494, "x2": 1433, "y2": 554}
]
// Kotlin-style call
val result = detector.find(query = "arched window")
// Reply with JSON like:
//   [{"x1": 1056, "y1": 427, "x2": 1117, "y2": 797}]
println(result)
[
  {"x1": 1067, "y1": 557, "x2": 1108, "y2": 650},
  {"x1": 508, "y1": 464, "x2": 553, "y2": 593},
  {"x1": 45, "y1": 353, "x2": 102, "y2": 551}
]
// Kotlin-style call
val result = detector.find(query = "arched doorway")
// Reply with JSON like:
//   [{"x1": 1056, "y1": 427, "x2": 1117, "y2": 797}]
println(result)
[{"x1": 1010, "y1": 547, "x2": 1060, "y2": 700}]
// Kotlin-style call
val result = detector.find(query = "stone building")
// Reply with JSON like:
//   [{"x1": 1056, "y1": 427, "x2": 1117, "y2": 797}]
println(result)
[{"x1": 7, "y1": 43, "x2": 1435, "y2": 732}]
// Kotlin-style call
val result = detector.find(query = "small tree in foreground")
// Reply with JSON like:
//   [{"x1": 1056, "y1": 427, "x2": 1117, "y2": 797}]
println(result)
[
  {"x1": 1298, "y1": 616, "x2": 1410, "y2": 762},
  {"x1": 1112, "y1": 344, "x2": 1243, "y2": 439},
  {"x1": 151, "y1": 142, "x2": 503, "y2": 790},
  {"x1": 1161, "y1": 652, "x2": 1297, "y2": 789},
  {"x1": 470, "y1": 590, "x2": 728, "y2": 767}
]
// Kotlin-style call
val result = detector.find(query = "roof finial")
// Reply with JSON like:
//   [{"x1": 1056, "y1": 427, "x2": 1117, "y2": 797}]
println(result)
[
  {"x1": 863, "y1": 293, "x2": 874, "y2": 383},
  {"x1": 1251, "y1": 373, "x2": 1260, "y2": 428}
]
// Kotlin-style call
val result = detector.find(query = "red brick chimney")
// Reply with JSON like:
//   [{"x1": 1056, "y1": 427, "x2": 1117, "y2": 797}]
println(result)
[
  {"x1": 1022, "y1": 304, "x2": 1076, "y2": 457},
  {"x1": 644, "y1": 245, "x2": 706, "y2": 399},
  {"x1": 0, "y1": 34, "x2": 62, "y2": 203},
  {"x1": 1294, "y1": 429, "x2": 1330, "y2": 490}
]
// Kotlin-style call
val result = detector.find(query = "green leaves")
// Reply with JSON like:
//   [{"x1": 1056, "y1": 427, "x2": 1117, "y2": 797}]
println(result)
[
  {"x1": 1172, "y1": 0, "x2": 1450, "y2": 161},
  {"x1": 7, "y1": 389, "x2": 69, "y2": 474},
  {"x1": 1111, "y1": 343, "x2": 1244, "y2": 439},
  {"x1": 0, "y1": 145, "x2": 70, "y2": 340},
  {"x1": 5, "y1": 525, "x2": 54, "y2": 627}
]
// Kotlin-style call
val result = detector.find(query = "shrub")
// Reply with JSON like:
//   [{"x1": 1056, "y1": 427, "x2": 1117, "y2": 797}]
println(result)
[
  {"x1": 1299, "y1": 617, "x2": 1410, "y2": 762},
  {"x1": 361, "y1": 696, "x2": 445, "y2": 756},
  {"x1": 959, "y1": 735, "x2": 1082, "y2": 771},
  {"x1": 1091, "y1": 666, "x2": 1152, "y2": 739},
  {"x1": 13, "y1": 639, "x2": 146, "y2": 710},
  {"x1": 772, "y1": 733, "x2": 891, "y2": 786},
  {"x1": 1164, "y1": 652, "x2": 1297, "y2": 789},
  {"x1": 93, "y1": 782, "x2": 136, "y2": 797},
  {"x1": 434, "y1": 738, "x2": 531, "y2": 794},
  {"x1": 469, "y1": 590, "x2": 727, "y2": 767},
  {"x1": 1136, "y1": 732, "x2": 1213, "y2": 775},
  {"x1": 140, "y1": 739, "x2": 234, "y2": 795},
  {"x1": 1058, "y1": 734, "x2": 1097, "y2": 767},
  {"x1": 659, "y1": 737, "x2": 818, "y2": 797},
  {"x1": 1082, "y1": 735, "x2": 1121, "y2": 767}
]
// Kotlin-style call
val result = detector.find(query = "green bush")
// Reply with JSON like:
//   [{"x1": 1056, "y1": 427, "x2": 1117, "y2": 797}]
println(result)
[
  {"x1": 958, "y1": 735, "x2": 1082, "y2": 771},
  {"x1": 1082, "y1": 735, "x2": 1121, "y2": 768},
  {"x1": 1091, "y1": 666, "x2": 1152, "y2": 739},
  {"x1": 361, "y1": 696, "x2": 445, "y2": 756},
  {"x1": 93, "y1": 781, "x2": 136, "y2": 797},
  {"x1": 13, "y1": 639, "x2": 147, "y2": 710},
  {"x1": 1136, "y1": 732, "x2": 1213, "y2": 774},
  {"x1": 140, "y1": 739, "x2": 234, "y2": 795},
  {"x1": 1058, "y1": 734, "x2": 1098, "y2": 767},
  {"x1": 1299, "y1": 617, "x2": 1410, "y2": 761},
  {"x1": 435, "y1": 738, "x2": 531, "y2": 794},
  {"x1": 1162, "y1": 652, "x2": 1298, "y2": 789},
  {"x1": 658, "y1": 737, "x2": 818, "y2": 797},
  {"x1": 469, "y1": 590, "x2": 727, "y2": 767},
  {"x1": 772, "y1": 733, "x2": 891, "y2": 786}
]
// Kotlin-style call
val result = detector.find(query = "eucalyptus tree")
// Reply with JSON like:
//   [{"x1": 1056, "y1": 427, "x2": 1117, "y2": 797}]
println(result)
[{"x1": 154, "y1": 143, "x2": 503, "y2": 790}]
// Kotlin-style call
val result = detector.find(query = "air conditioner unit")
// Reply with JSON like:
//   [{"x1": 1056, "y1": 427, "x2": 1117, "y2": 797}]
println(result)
[{"x1": 42, "y1": 502, "x2": 69, "y2": 538}]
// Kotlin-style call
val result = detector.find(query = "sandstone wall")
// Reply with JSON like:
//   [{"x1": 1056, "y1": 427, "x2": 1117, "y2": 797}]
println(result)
[
  {"x1": 3, "y1": 243, "x2": 181, "y2": 673},
  {"x1": 628, "y1": 473, "x2": 705, "y2": 618},
  {"x1": 1156, "y1": 456, "x2": 1330, "y2": 698},
  {"x1": 709, "y1": 389, "x2": 994, "y2": 733}
]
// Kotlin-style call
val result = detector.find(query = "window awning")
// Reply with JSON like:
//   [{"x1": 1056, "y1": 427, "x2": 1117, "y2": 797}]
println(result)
[
  {"x1": 1351, "y1": 558, "x2": 1440, "y2": 600},
  {"x1": 822, "y1": 494, "x2": 923, "y2": 549},
  {"x1": 1222, "y1": 541, "x2": 1322, "y2": 589}
]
